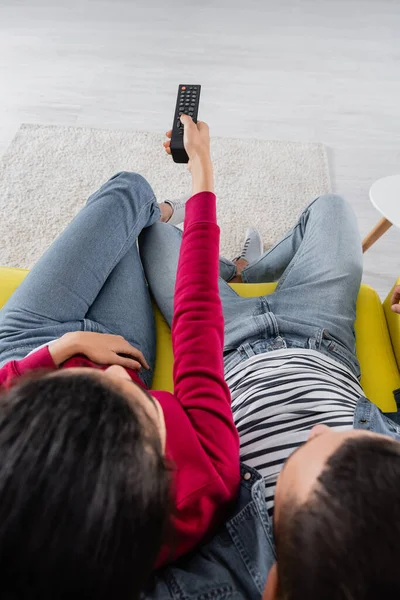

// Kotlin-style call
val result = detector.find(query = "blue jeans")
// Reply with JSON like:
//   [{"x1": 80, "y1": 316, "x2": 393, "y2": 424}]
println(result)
[
  {"x1": 0, "y1": 172, "x2": 161, "y2": 388},
  {"x1": 140, "y1": 193, "x2": 363, "y2": 379},
  {"x1": 0, "y1": 171, "x2": 362, "y2": 385}
]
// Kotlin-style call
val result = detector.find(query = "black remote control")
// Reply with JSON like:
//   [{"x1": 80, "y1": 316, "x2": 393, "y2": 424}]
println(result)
[{"x1": 170, "y1": 84, "x2": 201, "y2": 163}]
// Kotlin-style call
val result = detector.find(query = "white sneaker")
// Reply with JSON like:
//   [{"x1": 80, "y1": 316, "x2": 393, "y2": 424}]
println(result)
[
  {"x1": 235, "y1": 228, "x2": 263, "y2": 263},
  {"x1": 163, "y1": 196, "x2": 190, "y2": 226}
]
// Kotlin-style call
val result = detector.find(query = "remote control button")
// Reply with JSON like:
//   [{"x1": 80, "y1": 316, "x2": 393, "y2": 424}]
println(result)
[{"x1": 181, "y1": 86, "x2": 186, "y2": 90}]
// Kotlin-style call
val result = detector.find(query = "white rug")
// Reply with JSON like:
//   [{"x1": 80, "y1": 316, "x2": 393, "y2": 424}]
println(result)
[{"x1": 0, "y1": 124, "x2": 331, "y2": 268}]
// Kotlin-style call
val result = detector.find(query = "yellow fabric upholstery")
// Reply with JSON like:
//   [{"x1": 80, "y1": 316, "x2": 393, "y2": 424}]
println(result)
[
  {"x1": 383, "y1": 277, "x2": 400, "y2": 371},
  {"x1": 0, "y1": 267, "x2": 398, "y2": 411},
  {"x1": 0, "y1": 267, "x2": 29, "y2": 306}
]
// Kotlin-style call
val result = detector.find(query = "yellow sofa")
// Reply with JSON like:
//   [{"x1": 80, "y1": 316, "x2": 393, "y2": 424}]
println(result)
[{"x1": 1, "y1": 266, "x2": 400, "y2": 412}]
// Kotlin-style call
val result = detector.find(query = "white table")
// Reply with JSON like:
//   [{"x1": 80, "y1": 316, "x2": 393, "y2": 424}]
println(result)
[{"x1": 362, "y1": 174, "x2": 400, "y2": 253}]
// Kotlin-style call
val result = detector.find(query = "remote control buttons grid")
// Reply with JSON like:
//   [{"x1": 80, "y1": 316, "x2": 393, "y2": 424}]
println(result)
[{"x1": 176, "y1": 86, "x2": 199, "y2": 132}]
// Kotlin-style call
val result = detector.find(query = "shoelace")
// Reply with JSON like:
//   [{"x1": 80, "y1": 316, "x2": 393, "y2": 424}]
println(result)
[{"x1": 240, "y1": 237, "x2": 250, "y2": 259}]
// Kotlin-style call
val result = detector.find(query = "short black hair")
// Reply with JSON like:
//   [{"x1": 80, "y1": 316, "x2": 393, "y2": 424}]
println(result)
[
  {"x1": 276, "y1": 435, "x2": 400, "y2": 600},
  {"x1": 0, "y1": 372, "x2": 171, "y2": 599}
]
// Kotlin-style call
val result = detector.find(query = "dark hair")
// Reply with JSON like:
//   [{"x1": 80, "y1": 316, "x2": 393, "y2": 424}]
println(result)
[
  {"x1": 276, "y1": 435, "x2": 400, "y2": 600},
  {"x1": 0, "y1": 372, "x2": 171, "y2": 599}
]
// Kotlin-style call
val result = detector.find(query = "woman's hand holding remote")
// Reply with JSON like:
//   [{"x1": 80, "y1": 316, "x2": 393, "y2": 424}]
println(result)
[{"x1": 163, "y1": 115, "x2": 214, "y2": 196}]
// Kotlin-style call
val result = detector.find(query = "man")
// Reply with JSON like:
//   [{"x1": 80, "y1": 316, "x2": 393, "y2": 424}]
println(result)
[{"x1": 139, "y1": 119, "x2": 400, "y2": 599}]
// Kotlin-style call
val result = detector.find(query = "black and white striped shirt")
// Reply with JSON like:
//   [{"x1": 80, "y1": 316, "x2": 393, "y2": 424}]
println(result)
[{"x1": 226, "y1": 349, "x2": 363, "y2": 517}]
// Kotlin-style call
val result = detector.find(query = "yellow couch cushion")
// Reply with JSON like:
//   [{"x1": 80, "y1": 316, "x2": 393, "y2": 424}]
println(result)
[
  {"x1": 0, "y1": 266, "x2": 29, "y2": 307},
  {"x1": 0, "y1": 268, "x2": 398, "y2": 411},
  {"x1": 355, "y1": 284, "x2": 399, "y2": 412},
  {"x1": 383, "y1": 277, "x2": 400, "y2": 371}
]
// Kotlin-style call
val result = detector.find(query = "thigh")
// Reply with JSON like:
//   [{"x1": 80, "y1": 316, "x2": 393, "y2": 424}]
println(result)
[
  {"x1": 85, "y1": 244, "x2": 156, "y2": 388},
  {"x1": 0, "y1": 172, "x2": 158, "y2": 327},
  {"x1": 267, "y1": 195, "x2": 363, "y2": 354}
]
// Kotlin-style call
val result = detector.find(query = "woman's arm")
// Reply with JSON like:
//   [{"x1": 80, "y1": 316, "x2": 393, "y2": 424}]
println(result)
[
  {"x1": 0, "y1": 332, "x2": 149, "y2": 388},
  {"x1": 170, "y1": 116, "x2": 240, "y2": 477}
]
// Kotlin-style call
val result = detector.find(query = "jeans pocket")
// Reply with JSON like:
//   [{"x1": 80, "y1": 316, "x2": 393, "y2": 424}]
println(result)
[{"x1": 321, "y1": 330, "x2": 360, "y2": 379}]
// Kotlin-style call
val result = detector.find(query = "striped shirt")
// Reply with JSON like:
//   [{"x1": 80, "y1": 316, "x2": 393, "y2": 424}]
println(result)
[{"x1": 226, "y1": 348, "x2": 363, "y2": 517}]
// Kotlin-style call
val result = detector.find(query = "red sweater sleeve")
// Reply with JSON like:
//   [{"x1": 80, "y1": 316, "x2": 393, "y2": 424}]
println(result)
[
  {"x1": 172, "y1": 192, "x2": 240, "y2": 478},
  {"x1": 0, "y1": 347, "x2": 57, "y2": 388}
]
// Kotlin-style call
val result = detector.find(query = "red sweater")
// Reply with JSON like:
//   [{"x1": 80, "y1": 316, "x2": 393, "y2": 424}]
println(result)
[{"x1": 0, "y1": 192, "x2": 240, "y2": 568}]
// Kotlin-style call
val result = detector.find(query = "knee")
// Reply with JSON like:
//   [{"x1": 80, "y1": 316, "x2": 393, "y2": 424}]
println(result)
[
  {"x1": 110, "y1": 171, "x2": 150, "y2": 188},
  {"x1": 310, "y1": 194, "x2": 356, "y2": 223},
  {"x1": 107, "y1": 172, "x2": 155, "y2": 205},
  {"x1": 312, "y1": 193, "x2": 348, "y2": 212}
]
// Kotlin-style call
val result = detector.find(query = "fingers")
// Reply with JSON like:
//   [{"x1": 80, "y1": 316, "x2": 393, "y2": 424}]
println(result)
[
  {"x1": 196, "y1": 120, "x2": 209, "y2": 133},
  {"x1": 165, "y1": 130, "x2": 172, "y2": 139},
  {"x1": 116, "y1": 338, "x2": 150, "y2": 370},
  {"x1": 115, "y1": 355, "x2": 142, "y2": 371},
  {"x1": 163, "y1": 139, "x2": 171, "y2": 155},
  {"x1": 180, "y1": 114, "x2": 195, "y2": 128},
  {"x1": 391, "y1": 285, "x2": 400, "y2": 305},
  {"x1": 391, "y1": 285, "x2": 400, "y2": 313}
]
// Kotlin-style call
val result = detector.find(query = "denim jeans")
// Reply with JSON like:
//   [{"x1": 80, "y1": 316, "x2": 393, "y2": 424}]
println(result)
[
  {"x1": 140, "y1": 193, "x2": 363, "y2": 379},
  {"x1": 0, "y1": 170, "x2": 363, "y2": 385},
  {"x1": 0, "y1": 172, "x2": 161, "y2": 388}
]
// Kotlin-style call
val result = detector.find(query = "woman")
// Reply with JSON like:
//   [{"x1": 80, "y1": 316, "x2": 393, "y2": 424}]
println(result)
[{"x1": 0, "y1": 116, "x2": 240, "y2": 599}]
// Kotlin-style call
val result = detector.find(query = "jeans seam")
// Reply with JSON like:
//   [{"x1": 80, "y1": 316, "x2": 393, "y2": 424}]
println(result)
[{"x1": 274, "y1": 216, "x2": 311, "y2": 291}]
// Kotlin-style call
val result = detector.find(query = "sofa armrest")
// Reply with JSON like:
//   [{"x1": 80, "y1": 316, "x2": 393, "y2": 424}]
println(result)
[
  {"x1": 0, "y1": 267, "x2": 29, "y2": 309},
  {"x1": 383, "y1": 277, "x2": 400, "y2": 372}
]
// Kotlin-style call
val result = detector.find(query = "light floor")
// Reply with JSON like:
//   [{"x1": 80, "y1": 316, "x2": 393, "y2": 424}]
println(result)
[{"x1": 1, "y1": 0, "x2": 400, "y2": 297}]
